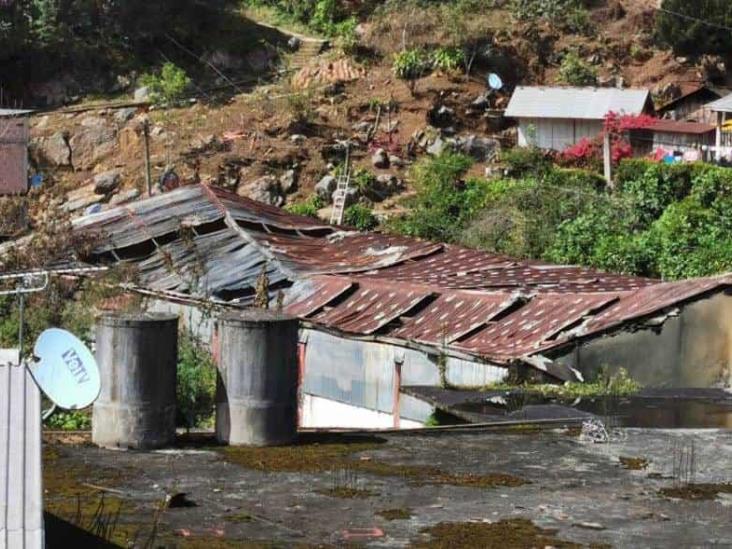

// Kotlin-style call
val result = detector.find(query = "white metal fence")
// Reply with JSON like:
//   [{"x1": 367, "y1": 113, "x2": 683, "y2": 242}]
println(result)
[{"x1": 0, "y1": 350, "x2": 43, "y2": 549}]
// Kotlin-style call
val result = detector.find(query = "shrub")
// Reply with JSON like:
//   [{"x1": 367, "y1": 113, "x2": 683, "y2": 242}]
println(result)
[
  {"x1": 285, "y1": 195, "x2": 324, "y2": 218},
  {"x1": 557, "y1": 51, "x2": 597, "y2": 86},
  {"x1": 344, "y1": 204, "x2": 378, "y2": 231},
  {"x1": 393, "y1": 48, "x2": 429, "y2": 94},
  {"x1": 501, "y1": 147, "x2": 553, "y2": 177},
  {"x1": 44, "y1": 410, "x2": 91, "y2": 431},
  {"x1": 177, "y1": 330, "x2": 217, "y2": 430},
  {"x1": 139, "y1": 62, "x2": 192, "y2": 106},
  {"x1": 431, "y1": 47, "x2": 465, "y2": 72}
]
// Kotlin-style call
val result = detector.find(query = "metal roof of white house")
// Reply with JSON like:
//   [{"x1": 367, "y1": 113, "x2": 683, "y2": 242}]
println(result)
[
  {"x1": 505, "y1": 86, "x2": 651, "y2": 120},
  {"x1": 708, "y1": 93, "x2": 732, "y2": 113}
]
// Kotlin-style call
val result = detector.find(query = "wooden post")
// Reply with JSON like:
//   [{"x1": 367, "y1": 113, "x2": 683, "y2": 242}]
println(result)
[
  {"x1": 603, "y1": 132, "x2": 612, "y2": 187},
  {"x1": 143, "y1": 119, "x2": 152, "y2": 196},
  {"x1": 716, "y1": 111, "x2": 724, "y2": 163},
  {"x1": 393, "y1": 352, "x2": 404, "y2": 429}
]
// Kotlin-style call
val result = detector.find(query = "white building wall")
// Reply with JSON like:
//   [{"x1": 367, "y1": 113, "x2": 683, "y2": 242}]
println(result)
[
  {"x1": 0, "y1": 350, "x2": 43, "y2": 549},
  {"x1": 301, "y1": 394, "x2": 423, "y2": 429},
  {"x1": 517, "y1": 118, "x2": 603, "y2": 151}
]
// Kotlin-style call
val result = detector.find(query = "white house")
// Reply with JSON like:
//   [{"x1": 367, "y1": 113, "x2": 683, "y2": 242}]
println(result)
[{"x1": 505, "y1": 86, "x2": 653, "y2": 151}]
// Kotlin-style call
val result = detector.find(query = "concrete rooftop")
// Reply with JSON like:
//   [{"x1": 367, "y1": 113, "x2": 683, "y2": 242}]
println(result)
[{"x1": 43, "y1": 428, "x2": 732, "y2": 548}]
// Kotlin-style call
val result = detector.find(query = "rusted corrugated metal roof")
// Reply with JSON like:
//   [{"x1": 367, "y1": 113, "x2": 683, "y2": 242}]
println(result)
[{"x1": 67, "y1": 184, "x2": 732, "y2": 378}]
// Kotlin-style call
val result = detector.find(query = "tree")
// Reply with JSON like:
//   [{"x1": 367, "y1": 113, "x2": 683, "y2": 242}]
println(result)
[
  {"x1": 656, "y1": 0, "x2": 732, "y2": 55},
  {"x1": 557, "y1": 51, "x2": 597, "y2": 86}
]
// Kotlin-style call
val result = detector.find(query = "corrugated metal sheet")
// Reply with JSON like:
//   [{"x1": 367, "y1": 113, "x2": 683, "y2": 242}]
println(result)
[
  {"x1": 649, "y1": 119, "x2": 715, "y2": 135},
  {"x1": 505, "y1": 86, "x2": 651, "y2": 120},
  {"x1": 309, "y1": 278, "x2": 433, "y2": 335},
  {"x1": 0, "y1": 117, "x2": 29, "y2": 195},
  {"x1": 0, "y1": 352, "x2": 44, "y2": 549},
  {"x1": 65, "y1": 184, "x2": 732, "y2": 376},
  {"x1": 708, "y1": 93, "x2": 732, "y2": 113}
]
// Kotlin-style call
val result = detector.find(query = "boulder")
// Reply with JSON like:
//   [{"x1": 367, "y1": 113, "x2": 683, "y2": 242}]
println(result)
[
  {"x1": 110, "y1": 188, "x2": 141, "y2": 206},
  {"x1": 114, "y1": 107, "x2": 138, "y2": 124},
  {"x1": 93, "y1": 170, "x2": 122, "y2": 195},
  {"x1": 428, "y1": 105, "x2": 455, "y2": 127},
  {"x1": 370, "y1": 174, "x2": 403, "y2": 201},
  {"x1": 315, "y1": 175, "x2": 337, "y2": 199},
  {"x1": 290, "y1": 134, "x2": 307, "y2": 144},
  {"x1": 471, "y1": 92, "x2": 491, "y2": 110},
  {"x1": 69, "y1": 124, "x2": 117, "y2": 170},
  {"x1": 288, "y1": 36, "x2": 302, "y2": 51},
  {"x1": 134, "y1": 86, "x2": 151, "y2": 102},
  {"x1": 452, "y1": 135, "x2": 500, "y2": 162},
  {"x1": 280, "y1": 169, "x2": 298, "y2": 194},
  {"x1": 30, "y1": 132, "x2": 71, "y2": 167},
  {"x1": 388, "y1": 155, "x2": 405, "y2": 168},
  {"x1": 427, "y1": 136, "x2": 447, "y2": 156},
  {"x1": 371, "y1": 148, "x2": 389, "y2": 169},
  {"x1": 241, "y1": 175, "x2": 284, "y2": 206}
]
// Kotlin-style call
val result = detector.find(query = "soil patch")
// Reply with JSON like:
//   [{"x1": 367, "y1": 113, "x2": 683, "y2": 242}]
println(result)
[
  {"x1": 377, "y1": 508, "x2": 413, "y2": 520},
  {"x1": 221, "y1": 433, "x2": 527, "y2": 489},
  {"x1": 660, "y1": 483, "x2": 732, "y2": 501},
  {"x1": 413, "y1": 518, "x2": 582, "y2": 548}
]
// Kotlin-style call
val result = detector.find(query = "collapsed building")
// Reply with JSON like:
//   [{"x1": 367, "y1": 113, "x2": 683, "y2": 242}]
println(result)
[{"x1": 15, "y1": 184, "x2": 732, "y2": 428}]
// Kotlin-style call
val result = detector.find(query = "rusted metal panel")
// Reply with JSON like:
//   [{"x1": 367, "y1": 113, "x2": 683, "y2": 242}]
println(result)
[
  {"x1": 285, "y1": 277, "x2": 354, "y2": 318},
  {"x1": 0, "y1": 116, "x2": 29, "y2": 195},
  {"x1": 65, "y1": 184, "x2": 732, "y2": 377},
  {"x1": 458, "y1": 293, "x2": 620, "y2": 361},
  {"x1": 310, "y1": 280, "x2": 433, "y2": 335},
  {"x1": 393, "y1": 290, "x2": 519, "y2": 344},
  {"x1": 584, "y1": 277, "x2": 732, "y2": 336}
]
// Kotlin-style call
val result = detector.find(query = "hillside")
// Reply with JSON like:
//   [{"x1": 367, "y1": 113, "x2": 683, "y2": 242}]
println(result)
[{"x1": 9, "y1": 0, "x2": 732, "y2": 278}]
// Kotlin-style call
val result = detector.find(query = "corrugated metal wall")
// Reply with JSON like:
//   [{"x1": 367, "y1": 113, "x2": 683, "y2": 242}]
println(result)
[
  {"x1": 0, "y1": 118, "x2": 29, "y2": 195},
  {"x1": 518, "y1": 118, "x2": 603, "y2": 151},
  {"x1": 0, "y1": 350, "x2": 44, "y2": 549}
]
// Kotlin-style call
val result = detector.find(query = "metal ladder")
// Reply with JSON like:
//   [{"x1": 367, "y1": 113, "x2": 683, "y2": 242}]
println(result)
[{"x1": 329, "y1": 142, "x2": 351, "y2": 226}]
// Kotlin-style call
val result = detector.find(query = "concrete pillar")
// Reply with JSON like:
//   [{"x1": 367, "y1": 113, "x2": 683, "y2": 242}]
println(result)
[
  {"x1": 92, "y1": 312, "x2": 179, "y2": 450},
  {"x1": 215, "y1": 310, "x2": 298, "y2": 446}
]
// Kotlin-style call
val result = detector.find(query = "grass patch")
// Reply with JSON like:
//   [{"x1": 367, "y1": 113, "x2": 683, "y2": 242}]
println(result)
[
  {"x1": 414, "y1": 518, "x2": 582, "y2": 548},
  {"x1": 316, "y1": 487, "x2": 376, "y2": 499},
  {"x1": 377, "y1": 508, "x2": 412, "y2": 521},
  {"x1": 220, "y1": 433, "x2": 527, "y2": 489},
  {"x1": 619, "y1": 456, "x2": 649, "y2": 470},
  {"x1": 660, "y1": 483, "x2": 732, "y2": 501},
  {"x1": 481, "y1": 368, "x2": 641, "y2": 399},
  {"x1": 224, "y1": 511, "x2": 254, "y2": 523}
]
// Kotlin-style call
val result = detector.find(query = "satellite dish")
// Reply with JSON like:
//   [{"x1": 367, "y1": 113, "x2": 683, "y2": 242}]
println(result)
[
  {"x1": 27, "y1": 328, "x2": 101, "y2": 410},
  {"x1": 487, "y1": 73, "x2": 503, "y2": 91}
]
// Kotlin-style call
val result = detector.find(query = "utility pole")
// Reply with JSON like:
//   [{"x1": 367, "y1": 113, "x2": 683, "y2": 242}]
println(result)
[
  {"x1": 143, "y1": 119, "x2": 152, "y2": 196},
  {"x1": 603, "y1": 132, "x2": 612, "y2": 188}
]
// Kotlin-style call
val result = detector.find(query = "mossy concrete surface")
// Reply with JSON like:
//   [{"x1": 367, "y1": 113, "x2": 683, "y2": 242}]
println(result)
[{"x1": 42, "y1": 429, "x2": 732, "y2": 547}]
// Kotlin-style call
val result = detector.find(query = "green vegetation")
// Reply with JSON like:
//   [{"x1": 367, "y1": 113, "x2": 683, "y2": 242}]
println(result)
[
  {"x1": 285, "y1": 195, "x2": 324, "y2": 217},
  {"x1": 222, "y1": 433, "x2": 527, "y2": 488},
  {"x1": 377, "y1": 508, "x2": 413, "y2": 520},
  {"x1": 557, "y1": 50, "x2": 597, "y2": 86},
  {"x1": 656, "y1": 0, "x2": 732, "y2": 56},
  {"x1": 0, "y1": 0, "x2": 236, "y2": 95},
  {"x1": 177, "y1": 329, "x2": 217, "y2": 430},
  {"x1": 44, "y1": 409, "x2": 91, "y2": 430},
  {"x1": 388, "y1": 153, "x2": 732, "y2": 280},
  {"x1": 511, "y1": 0, "x2": 594, "y2": 34},
  {"x1": 393, "y1": 48, "x2": 430, "y2": 94},
  {"x1": 344, "y1": 204, "x2": 378, "y2": 230},
  {"x1": 139, "y1": 63, "x2": 192, "y2": 107},
  {"x1": 243, "y1": 0, "x2": 358, "y2": 42},
  {"x1": 431, "y1": 46, "x2": 465, "y2": 72},
  {"x1": 483, "y1": 368, "x2": 641, "y2": 398}
]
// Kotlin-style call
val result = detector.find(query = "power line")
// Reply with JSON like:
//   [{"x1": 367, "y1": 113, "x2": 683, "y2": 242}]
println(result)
[{"x1": 657, "y1": 7, "x2": 732, "y2": 33}]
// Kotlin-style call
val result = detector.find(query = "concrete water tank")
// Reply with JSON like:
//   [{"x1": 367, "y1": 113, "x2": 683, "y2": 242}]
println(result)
[
  {"x1": 92, "y1": 312, "x2": 179, "y2": 450},
  {"x1": 216, "y1": 310, "x2": 299, "y2": 446}
]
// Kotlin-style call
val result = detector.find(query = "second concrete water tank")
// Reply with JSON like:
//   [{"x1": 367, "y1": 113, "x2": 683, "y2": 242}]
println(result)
[{"x1": 216, "y1": 310, "x2": 299, "y2": 446}]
